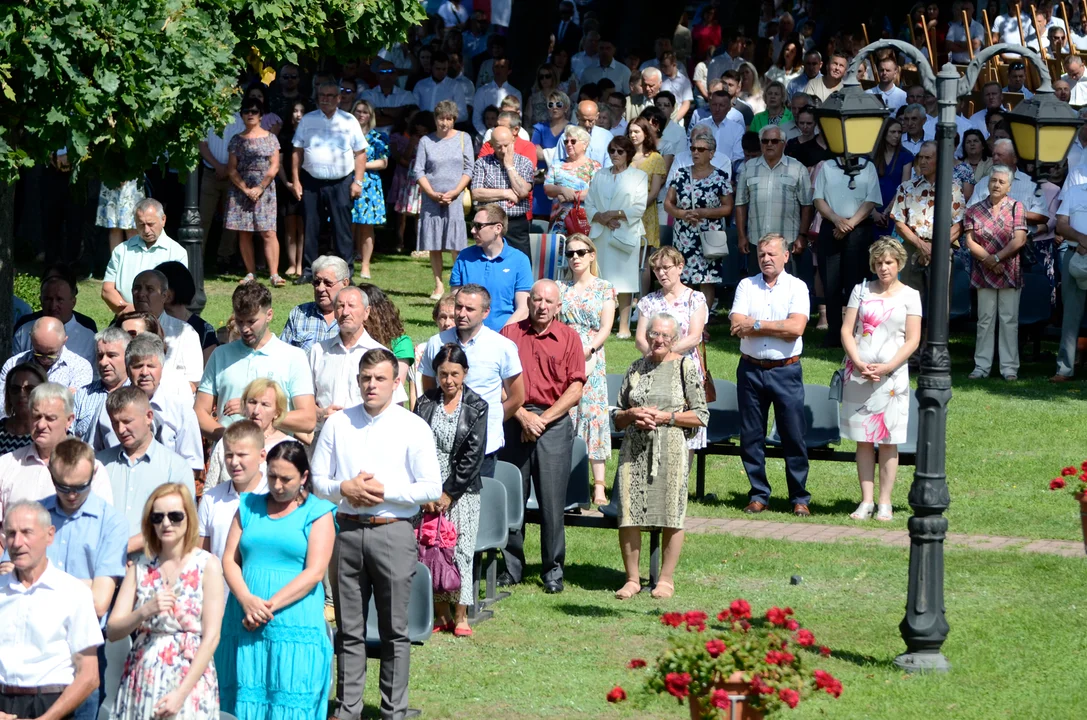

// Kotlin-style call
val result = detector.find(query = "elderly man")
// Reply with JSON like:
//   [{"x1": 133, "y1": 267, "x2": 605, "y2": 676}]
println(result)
[
  {"x1": 967, "y1": 140, "x2": 1048, "y2": 226},
  {"x1": 100, "y1": 199, "x2": 187, "y2": 314},
  {"x1": 471, "y1": 58, "x2": 521, "y2": 135},
  {"x1": 629, "y1": 66, "x2": 663, "y2": 120},
  {"x1": 290, "y1": 82, "x2": 369, "y2": 283},
  {"x1": 73, "y1": 327, "x2": 131, "y2": 449},
  {"x1": 803, "y1": 51, "x2": 847, "y2": 102},
  {"x1": 659, "y1": 51, "x2": 694, "y2": 122},
  {"x1": 969, "y1": 82, "x2": 1007, "y2": 132},
  {"x1": 0, "y1": 383, "x2": 113, "y2": 522},
  {"x1": 0, "y1": 316, "x2": 93, "y2": 395},
  {"x1": 729, "y1": 234, "x2": 812, "y2": 516},
  {"x1": 556, "y1": 100, "x2": 613, "y2": 165},
  {"x1": 498, "y1": 280, "x2": 586, "y2": 594},
  {"x1": 900, "y1": 104, "x2": 930, "y2": 155},
  {"x1": 735, "y1": 125, "x2": 813, "y2": 258},
  {"x1": 197, "y1": 283, "x2": 316, "y2": 439},
  {"x1": 478, "y1": 111, "x2": 537, "y2": 161},
  {"x1": 579, "y1": 39, "x2": 631, "y2": 91},
  {"x1": 130, "y1": 269, "x2": 203, "y2": 391},
  {"x1": 198, "y1": 113, "x2": 245, "y2": 270},
  {"x1": 450, "y1": 204, "x2": 532, "y2": 329},
  {"x1": 364, "y1": 60, "x2": 417, "y2": 135},
  {"x1": 0, "y1": 501, "x2": 102, "y2": 720},
  {"x1": 865, "y1": 54, "x2": 907, "y2": 111},
  {"x1": 280, "y1": 255, "x2": 349, "y2": 351},
  {"x1": 13, "y1": 275, "x2": 95, "y2": 366},
  {"x1": 311, "y1": 348, "x2": 441, "y2": 720},
  {"x1": 310, "y1": 285, "x2": 408, "y2": 431},
  {"x1": 1051, "y1": 181, "x2": 1087, "y2": 382},
  {"x1": 470, "y1": 130, "x2": 536, "y2": 257},
  {"x1": 420, "y1": 284, "x2": 524, "y2": 477},
  {"x1": 787, "y1": 50, "x2": 823, "y2": 98}
]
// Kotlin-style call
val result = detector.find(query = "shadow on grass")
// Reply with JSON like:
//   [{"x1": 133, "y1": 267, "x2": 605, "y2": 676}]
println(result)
[
  {"x1": 692, "y1": 490, "x2": 870, "y2": 522},
  {"x1": 820, "y1": 647, "x2": 899, "y2": 671},
  {"x1": 563, "y1": 562, "x2": 628, "y2": 592},
  {"x1": 554, "y1": 602, "x2": 624, "y2": 618}
]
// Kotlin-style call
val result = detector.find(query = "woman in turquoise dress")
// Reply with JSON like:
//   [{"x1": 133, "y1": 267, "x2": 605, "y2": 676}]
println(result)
[
  {"x1": 351, "y1": 100, "x2": 389, "y2": 280},
  {"x1": 558, "y1": 234, "x2": 616, "y2": 506},
  {"x1": 217, "y1": 441, "x2": 336, "y2": 720}
]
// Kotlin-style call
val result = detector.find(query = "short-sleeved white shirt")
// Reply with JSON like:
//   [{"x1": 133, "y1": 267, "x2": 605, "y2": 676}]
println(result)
[
  {"x1": 813, "y1": 161, "x2": 883, "y2": 218},
  {"x1": 1057, "y1": 183, "x2": 1087, "y2": 246},
  {"x1": 293, "y1": 109, "x2": 369, "y2": 180},
  {"x1": 197, "y1": 478, "x2": 268, "y2": 561},
  {"x1": 729, "y1": 270, "x2": 810, "y2": 360},
  {"x1": 159, "y1": 312, "x2": 204, "y2": 385}
]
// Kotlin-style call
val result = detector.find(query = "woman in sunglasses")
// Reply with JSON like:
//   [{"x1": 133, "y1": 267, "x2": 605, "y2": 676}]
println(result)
[
  {"x1": 544, "y1": 125, "x2": 601, "y2": 235},
  {"x1": 525, "y1": 63, "x2": 559, "y2": 127},
  {"x1": 108, "y1": 483, "x2": 223, "y2": 720},
  {"x1": 0, "y1": 362, "x2": 46, "y2": 454},
  {"x1": 531, "y1": 90, "x2": 573, "y2": 221}
]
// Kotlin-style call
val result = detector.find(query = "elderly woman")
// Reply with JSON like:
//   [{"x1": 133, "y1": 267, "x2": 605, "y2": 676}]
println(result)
[
  {"x1": 413, "y1": 99, "x2": 474, "y2": 300},
  {"x1": 664, "y1": 132, "x2": 733, "y2": 314},
  {"x1": 748, "y1": 80, "x2": 792, "y2": 133},
  {"x1": 586, "y1": 135, "x2": 647, "y2": 338},
  {"x1": 531, "y1": 90, "x2": 573, "y2": 221},
  {"x1": 612, "y1": 313, "x2": 707, "y2": 600},
  {"x1": 558, "y1": 234, "x2": 616, "y2": 505},
  {"x1": 413, "y1": 343, "x2": 488, "y2": 637},
  {"x1": 0, "y1": 362, "x2": 46, "y2": 453},
  {"x1": 840, "y1": 238, "x2": 922, "y2": 522},
  {"x1": 350, "y1": 100, "x2": 389, "y2": 280},
  {"x1": 204, "y1": 378, "x2": 291, "y2": 491},
  {"x1": 964, "y1": 165, "x2": 1029, "y2": 381},
  {"x1": 544, "y1": 124, "x2": 601, "y2": 233},
  {"x1": 226, "y1": 95, "x2": 282, "y2": 287}
]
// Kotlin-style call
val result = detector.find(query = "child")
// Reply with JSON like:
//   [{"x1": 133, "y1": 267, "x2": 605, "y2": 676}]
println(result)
[
  {"x1": 411, "y1": 293, "x2": 457, "y2": 407},
  {"x1": 198, "y1": 420, "x2": 268, "y2": 562}
]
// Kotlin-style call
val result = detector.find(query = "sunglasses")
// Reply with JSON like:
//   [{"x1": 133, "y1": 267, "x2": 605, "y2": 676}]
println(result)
[
  {"x1": 53, "y1": 479, "x2": 93, "y2": 495},
  {"x1": 150, "y1": 511, "x2": 187, "y2": 526},
  {"x1": 470, "y1": 221, "x2": 501, "y2": 231},
  {"x1": 539, "y1": 73, "x2": 553, "y2": 80},
  {"x1": 563, "y1": 138, "x2": 579, "y2": 145},
  {"x1": 241, "y1": 109, "x2": 261, "y2": 116},
  {"x1": 607, "y1": 147, "x2": 625, "y2": 155},
  {"x1": 564, "y1": 248, "x2": 592, "y2": 258},
  {"x1": 33, "y1": 351, "x2": 59, "y2": 361},
  {"x1": 761, "y1": 138, "x2": 783, "y2": 145},
  {"x1": 690, "y1": 146, "x2": 711, "y2": 153},
  {"x1": 312, "y1": 278, "x2": 344, "y2": 288},
  {"x1": 377, "y1": 68, "x2": 396, "y2": 75},
  {"x1": 547, "y1": 101, "x2": 565, "y2": 109}
]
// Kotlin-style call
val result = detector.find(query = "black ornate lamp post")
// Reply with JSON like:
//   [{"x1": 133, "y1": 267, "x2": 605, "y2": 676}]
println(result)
[
  {"x1": 814, "y1": 84, "x2": 889, "y2": 183},
  {"x1": 821, "y1": 40, "x2": 1081, "y2": 674},
  {"x1": 177, "y1": 171, "x2": 206, "y2": 313}
]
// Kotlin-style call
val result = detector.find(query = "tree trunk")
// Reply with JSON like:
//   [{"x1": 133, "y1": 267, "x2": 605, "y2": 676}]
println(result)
[{"x1": 0, "y1": 181, "x2": 15, "y2": 361}]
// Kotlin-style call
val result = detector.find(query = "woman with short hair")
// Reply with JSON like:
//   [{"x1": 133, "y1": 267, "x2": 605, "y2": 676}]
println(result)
[
  {"x1": 203, "y1": 378, "x2": 291, "y2": 491},
  {"x1": 544, "y1": 124, "x2": 602, "y2": 233}
]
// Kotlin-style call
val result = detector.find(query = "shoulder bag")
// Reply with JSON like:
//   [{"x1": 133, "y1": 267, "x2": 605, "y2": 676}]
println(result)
[
  {"x1": 459, "y1": 132, "x2": 472, "y2": 215},
  {"x1": 416, "y1": 511, "x2": 461, "y2": 595},
  {"x1": 828, "y1": 281, "x2": 865, "y2": 402},
  {"x1": 564, "y1": 197, "x2": 591, "y2": 235}
]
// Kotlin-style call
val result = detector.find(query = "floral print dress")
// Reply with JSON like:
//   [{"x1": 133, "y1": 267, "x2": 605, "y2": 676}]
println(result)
[
  {"x1": 96, "y1": 179, "x2": 145, "y2": 229},
  {"x1": 559, "y1": 277, "x2": 616, "y2": 460},
  {"x1": 352, "y1": 129, "x2": 389, "y2": 225},
  {"x1": 545, "y1": 159, "x2": 601, "y2": 232},
  {"x1": 667, "y1": 166, "x2": 733, "y2": 285},
  {"x1": 111, "y1": 550, "x2": 218, "y2": 720},
  {"x1": 839, "y1": 282, "x2": 923, "y2": 445},
  {"x1": 225, "y1": 133, "x2": 280, "y2": 232}
]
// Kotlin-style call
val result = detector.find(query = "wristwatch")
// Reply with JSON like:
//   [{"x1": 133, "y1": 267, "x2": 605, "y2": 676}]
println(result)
[
  {"x1": 753, "y1": 320, "x2": 762, "y2": 332},
  {"x1": 355, "y1": 179, "x2": 364, "y2": 187}
]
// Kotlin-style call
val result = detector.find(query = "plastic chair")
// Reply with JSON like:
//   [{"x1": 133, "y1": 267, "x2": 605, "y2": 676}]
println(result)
[
  {"x1": 607, "y1": 374, "x2": 625, "y2": 443},
  {"x1": 528, "y1": 233, "x2": 567, "y2": 280},
  {"x1": 470, "y1": 477, "x2": 509, "y2": 620},
  {"x1": 1018, "y1": 271, "x2": 1052, "y2": 327},
  {"x1": 364, "y1": 562, "x2": 434, "y2": 654},
  {"x1": 950, "y1": 254, "x2": 973, "y2": 321},
  {"x1": 767, "y1": 384, "x2": 841, "y2": 449},
  {"x1": 491, "y1": 461, "x2": 524, "y2": 533},
  {"x1": 705, "y1": 379, "x2": 741, "y2": 445},
  {"x1": 526, "y1": 437, "x2": 591, "y2": 512},
  {"x1": 875, "y1": 392, "x2": 920, "y2": 456}
]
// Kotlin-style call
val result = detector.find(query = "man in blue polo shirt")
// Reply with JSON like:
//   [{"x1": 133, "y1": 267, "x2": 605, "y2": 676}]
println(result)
[{"x1": 450, "y1": 204, "x2": 532, "y2": 331}]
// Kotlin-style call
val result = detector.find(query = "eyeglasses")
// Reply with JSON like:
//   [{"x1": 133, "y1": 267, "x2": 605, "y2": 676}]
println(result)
[
  {"x1": 654, "y1": 264, "x2": 678, "y2": 272},
  {"x1": 53, "y1": 479, "x2": 93, "y2": 495},
  {"x1": 562, "y1": 138, "x2": 579, "y2": 145},
  {"x1": 32, "y1": 351, "x2": 59, "y2": 361},
  {"x1": 646, "y1": 330, "x2": 674, "y2": 340},
  {"x1": 470, "y1": 221, "x2": 501, "y2": 232},
  {"x1": 607, "y1": 147, "x2": 625, "y2": 155},
  {"x1": 241, "y1": 109, "x2": 260, "y2": 116},
  {"x1": 564, "y1": 248, "x2": 592, "y2": 258},
  {"x1": 539, "y1": 73, "x2": 553, "y2": 80},
  {"x1": 761, "y1": 138, "x2": 783, "y2": 145},
  {"x1": 547, "y1": 101, "x2": 565, "y2": 109},
  {"x1": 312, "y1": 278, "x2": 344, "y2": 288},
  {"x1": 690, "y1": 146, "x2": 711, "y2": 153},
  {"x1": 150, "y1": 511, "x2": 187, "y2": 526}
]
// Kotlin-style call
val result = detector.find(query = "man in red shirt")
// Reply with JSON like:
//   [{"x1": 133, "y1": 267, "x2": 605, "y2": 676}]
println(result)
[{"x1": 498, "y1": 279, "x2": 586, "y2": 594}]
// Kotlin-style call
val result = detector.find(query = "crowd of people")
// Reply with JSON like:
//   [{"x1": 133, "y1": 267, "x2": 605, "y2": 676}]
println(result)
[{"x1": 7, "y1": 1, "x2": 1087, "y2": 719}]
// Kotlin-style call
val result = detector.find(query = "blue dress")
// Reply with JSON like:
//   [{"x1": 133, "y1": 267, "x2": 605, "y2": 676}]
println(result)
[
  {"x1": 877, "y1": 148, "x2": 914, "y2": 234},
  {"x1": 216, "y1": 493, "x2": 336, "y2": 720},
  {"x1": 531, "y1": 122, "x2": 563, "y2": 218},
  {"x1": 352, "y1": 129, "x2": 389, "y2": 225}
]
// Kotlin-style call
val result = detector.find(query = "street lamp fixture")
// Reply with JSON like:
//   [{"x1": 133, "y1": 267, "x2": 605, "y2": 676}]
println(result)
[
  {"x1": 815, "y1": 85, "x2": 889, "y2": 185},
  {"x1": 1005, "y1": 92, "x2": 1082, "y2": 182}
]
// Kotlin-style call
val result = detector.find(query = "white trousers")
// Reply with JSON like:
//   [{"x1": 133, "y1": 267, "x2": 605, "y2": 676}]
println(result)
[{"x1": 974, "y1": 287, "x2": 1021, "y2": 376}]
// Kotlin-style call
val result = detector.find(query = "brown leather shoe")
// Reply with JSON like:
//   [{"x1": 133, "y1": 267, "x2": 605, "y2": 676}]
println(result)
[
  {"x1": 793, "y1": 504, "x2": 811, "y2": 517},
  {"x1": 1050, "y1": 374, "x2": 1073, "y2": 383},
  {"x1": 743, "y1": 501, "x2": 767, "y2": 514}
]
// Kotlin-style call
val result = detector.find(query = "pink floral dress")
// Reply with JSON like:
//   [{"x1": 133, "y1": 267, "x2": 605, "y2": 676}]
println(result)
[
  {"x1": 559, "y1": 277, "x2": 616, "y2": 460},
  {"x1": 111, "y1": 550, "x2": 218, "y2": 720},
  {"x1": 839, "y1": 282, "x2": 923, "y2": 445}
]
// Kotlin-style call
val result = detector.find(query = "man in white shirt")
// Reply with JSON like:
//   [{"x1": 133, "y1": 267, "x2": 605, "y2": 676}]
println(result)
[
  {"x1": 865, "y1": 55, "x2": 907, "y2": 111},
  {"x1": 197, "y1": 112, "x2": 244, "y2": 267},
  {"x1": 706, "y1": 32, "x2": 746, "y2": 83},
  {"x1": 471, "y1": 58, "x2": 521, "y2": 135},
  {"x1": 946, "y1": 1, "x2": 985, "y2": 63},
  {"x1": 447, "y1": 52, "x2": 475, "y2": 113},
  {"x1": 363, "y1": 60, "x2": 417, "y2": 135},
  {"x1": 1062, "y1": 54, "x2": 1087, "y2": 105},
  {"x1": 311, "y1": 348, "x2": 441, "y2": 720},
  {"x1": 570, "y1": 31, "x2": 600, "y2": 79},
  {"x1": 130, "y1": 270, "x2": 203, "y2": 391},
  {"x1": 412, "y1": 51, "x2": 469, "y2": 122},
  {"x1": 1053, "y1": 182, "x2": 1087, "y2": 381},
  {"x1": 970, "y1": 82, "x2": 1007, "y2": 131},
  {"x1": 804, "y1": 51, "x2": 847, "y2": 102},
  {"x1": 695, "y1": 92, "x2": 745, "y2": 165},
  {"x1": 290, "y1": 82, "x2": 369, "y2": 281},
  {"x1": 967, "y1": 140, "x2": 1049, "y2": 230},
  {"x1": 728, "y1": 233, "x2": 812, "y2": 517},
  {"x1": 0, "y1": 501, "x2": 102, "y2": 720},
  {"x1": 659, "y1": 51, "x2": 694, "y2": 121},
  {"x1": 787, "y1": 50, "x2": 823, "y2": 99},
  {"x1": 579, "y1": 39, "x2": 631, "y2": 92},
  {"x1": 991, "y1": 10, "x2": 1035, "y2": 55},
  {"x1": 197, "y1": 420, "x2": 268, "y2": 560},
  {"x1": 1064, "y1": 107, "x2": 1087, "y2": 170},
  {"x1": 901, "y1": 104, "x2": 930, "y2": 155},
  {"x1": 13, "y1": 276, "x2": 95, "y2": 367}
]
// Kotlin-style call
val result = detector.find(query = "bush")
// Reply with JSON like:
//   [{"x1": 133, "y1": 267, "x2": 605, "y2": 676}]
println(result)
[{"x1": 13, "y1": 273, "x2": 40, "y2": 311}]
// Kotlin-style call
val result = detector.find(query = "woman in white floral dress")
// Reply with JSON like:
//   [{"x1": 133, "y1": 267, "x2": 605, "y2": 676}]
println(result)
[
  {"x1": 108, "y1": 483, "x2": 223, "y2": 720},
  {"x1": 97, "y1": 178, "x2": 145, "y2": 251},
  {"x1": 839, "y1": 239, "x2": 922, "y2": 523}
]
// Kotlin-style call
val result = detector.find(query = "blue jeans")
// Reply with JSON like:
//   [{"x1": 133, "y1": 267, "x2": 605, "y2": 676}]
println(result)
[
  {"x1": 737, "y1": 358, "x2": 810, "y2": 506},
  {"x1": 1057, "y1": 247, "x2": 1087, "y2": 377}
]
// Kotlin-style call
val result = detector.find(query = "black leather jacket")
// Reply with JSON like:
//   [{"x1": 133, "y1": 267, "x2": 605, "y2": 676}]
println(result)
[{"x1": 413, "y1": 385, "x2": 488, "y2": 500}]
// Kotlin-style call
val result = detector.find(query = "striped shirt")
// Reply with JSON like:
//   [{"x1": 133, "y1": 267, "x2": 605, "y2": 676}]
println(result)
[
  {"x1": 279, "y1": 302, "x2": 339, "y2": 352},
  {"x1": 735, "y1": 155, "x2": 813, "y2": 242}
]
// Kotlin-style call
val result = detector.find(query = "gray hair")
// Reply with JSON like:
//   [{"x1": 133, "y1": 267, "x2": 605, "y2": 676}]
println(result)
[
  {"x1": 757, "y1": 124, "x2": 783, "y2": 141},
  {"x1": 134, "y1": 268, "x2": 169, "y2": 292},
  {"x1": 757, "y1": 233, "x2": 790, "y2": 255},
  {"x1": 335, "y1": 285, "x2": 370, "y2": 306},
  {"x1": 2, "y1": 500, "x2": 52, "y2": 532},
  {"x1": 29, "y1": 381, "x2": 73, "y2": 416},
  {"x1": 95, "y1": 326, "x2": 132, "y2": 347},
  {"x1": 918, "y1": 140, "x2": 938, "y2": 155},
  {"x1": 434, "y1": 99, "x2": 459, "y2": 120},
  {"x1": 990, "y1": 164, "x2": 1014, "y2": 181},
  {"x1": 904, "y1": 103, "x2": 926, "y2": 117},
  {"x1": 992, "y1": 138, "x2": 1015, "y2": 154},
  {"x1": 690, "y1": 129, "x2": 717, "y2": 153},
  {"x1": 498, "y1": 110, "x2": 522, "y2": 130},
  {"x1": 564, "y1": 124, "x2": 591, "y2": 146},
  {"x1": 311, "y1": 255, "x2": 350, "y2": 282},
  {"x1": 125, "y1": 332, "x2": 166, "y2": 366},
  {"x1": 134, "y1": 198, "x2": 165, "y2": 219},
  {"x1": 641, "y1": 67, "x2": 662, "y2": 82},
  {"x1": 648, "y1": 312, "x2": 680, "y2": 340}
]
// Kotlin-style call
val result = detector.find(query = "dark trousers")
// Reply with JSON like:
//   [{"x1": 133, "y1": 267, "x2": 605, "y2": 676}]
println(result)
[
  {"x1": 331, "y1": 520, "x2": 417, "y2": 720},
  {"x1": 0, "y1": 691, "x2": 68, "y2": 720},
  {"x1": 737, "y1": 358, "x2": 810, "y2": 506},
  {"x1": 505, "y1": 216, "x2": 531, "y2": 258},
  {"x1": 301, "y1": 171, "x2": 355, "y2": 274},
  {"x1": 73, "y1": 643, "x2": 106, "y2": 720},
  {"x1": 500, "y1": 410, "x2": 573, "y2": 583},
  {"x1": 817, "y1": 221, "x2": 873, "y2": 345},
  {"x1": 480, "y1": 451, "x2": 498, "y2": 479}
]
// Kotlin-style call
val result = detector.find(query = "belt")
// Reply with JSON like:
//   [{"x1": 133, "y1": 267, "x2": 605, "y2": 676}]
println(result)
[
  {"x1": 741, "y1": 354, "x2": 801, "y2": 369},
  {"x1": 335, "y1": 512, "x2": 410, "y2": 526},
  {"x1": 0, "y1": 684, "x2": 67, "y2": 696}
]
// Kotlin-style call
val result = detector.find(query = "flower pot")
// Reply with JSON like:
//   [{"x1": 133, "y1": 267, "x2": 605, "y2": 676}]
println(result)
[{"x1": 687, "y1": 672, "x2": 764, "y2": 720}]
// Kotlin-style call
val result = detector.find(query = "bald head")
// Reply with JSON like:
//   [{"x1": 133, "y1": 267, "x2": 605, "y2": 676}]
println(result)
[
  {"x1": 528, "y1": 278, "x2": 560, "y2": 328},
  {"x1": 491, "y1": 126, "x2": 513, "y2": 144},
  {"x1": 30, "y1": 317, "x2": 67, "y2": 364},
  {"x1": 576, "y1": 100, "x2": 599, "y2": 131}
]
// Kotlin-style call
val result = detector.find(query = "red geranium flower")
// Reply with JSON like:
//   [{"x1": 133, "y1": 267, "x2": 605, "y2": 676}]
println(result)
[
  {"x1": 709, "y1": 689, "x2": 731, "y2": 710},
  {"x1": 664, "y1": 672, "x2": 692, "y2": 698},
  {"x1": 1061, "y1": 466, "x2": 1077, "y2": 476},
  {"x1": 627, "y1": 658, "x2": 647, "y2": 669},
  {"x1": 729, "y1": 599, "x2": 752, "y2": 620},
  {"x1": 796, "y1": 629, "x2": 816, "y2": 647},
  {"x1": 606, "y1": 686, "x2": 627, "y2": 703},
  {"x1": 749, "y1": 675, "x2": 774, "y2": 695},
  {"x1": 705, "y1": 639, "x2": 727, "y2": 658},
  {"x1": 684, "y1": 610, "x2": 708, "y2": 632},
  {"x1": 778, "y1": 688, "x2": 800, "y2": 708},
  {"x1": 784, "y1": 606, "x2": 794, "y2": 615},
  {"x1": 661, "y1": 612, "x2": 684, "y2": 628},
  {"x1": 1051, "y1": 478, "x2": 1067, "y2": 490},
  {"x1": 814, "y1": 670, "x2": 843, "y2": 698},
  {"x1": 819, "y1": 645, "x2": 832, "y2": 657},
  {"x1": 766, "y1": 606, "x2": 788, "y2": 626},
  {"x1": 765, "y1": 650, "x2": 795, "y2": 665},
  {"x1": 739, "y1": 619, "x2": 752, "y2": 631},
  {"x1": 1080, "y1": 460, "x2": 1087, "y2": 472},
  {"x1": 785, "y1": 619, "x2": 799, "y2": 631}
]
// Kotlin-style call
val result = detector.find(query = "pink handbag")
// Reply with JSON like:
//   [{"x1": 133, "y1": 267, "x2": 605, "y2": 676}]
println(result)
[{"x1": 416, "y1": 512, "x2": 460, "y2": 595}]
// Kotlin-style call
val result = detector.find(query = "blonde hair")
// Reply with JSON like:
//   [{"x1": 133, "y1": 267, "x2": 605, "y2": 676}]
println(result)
[
  {"x1": 223, "y1": 418, "x2": 266, "y2": 451},
  {"x1": 141, "y1": 483, "x2": 200, "y2": 558},
  {"x1": 648, "y1": 246, "x2": 685, "y2": 269},
  {"x1": 564, "y1": 124, "x2": 591, "y2": 146},
  {"x1": 563, "y1": 234, "x2": 600, "y2": 277},
  {"x1": 351, "y1": 99, "x2": 377, "y2": 133},
  {"x1": 242, "y1": 377, "x2": 287, "y2": 426},
  {"x1": 869, "y1": 236, "x2": 908, "y2": 273}
]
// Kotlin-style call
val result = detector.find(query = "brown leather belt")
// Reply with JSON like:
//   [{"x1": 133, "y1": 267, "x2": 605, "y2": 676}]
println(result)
[
  {"x1": 0, "y1": 684, "x2": 67, "y2": 696},
  {"x1": 336, "y1": 513, "x2": 408, "y2": 526},
  {"x1": 741, "y1": 354, "x2": 801, "y2": 369}
]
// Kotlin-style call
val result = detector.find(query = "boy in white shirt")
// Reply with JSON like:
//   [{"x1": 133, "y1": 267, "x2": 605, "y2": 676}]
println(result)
[{"x1": 198, "y1": 420, "x2": 268, "y2": 561}]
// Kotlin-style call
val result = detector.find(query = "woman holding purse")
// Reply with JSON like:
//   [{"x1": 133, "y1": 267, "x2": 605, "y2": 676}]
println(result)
[
  {"x1": 413, "y1": 343, "x2": 488, "y2": 638},
  {"x1": 544, "y1": 125, "x2": 601, "y2": 234},
  {"x1": 585, "y1": 136, "x2": 648, "y2": 339}
]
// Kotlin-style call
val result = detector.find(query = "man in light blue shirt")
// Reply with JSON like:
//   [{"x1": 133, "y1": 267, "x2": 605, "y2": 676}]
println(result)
[
  {"x1": 196, "y1": 283, "x2": 316, "y2": 442},
  {"x1": 450, "y1": 206, "x2": 531, "y2": 331},
  {"x1": 419, "y1": 284, "x2": 524, "y2": 476},
  {"x1": 100, "y1": 198, "x2": 188, "y2": 314}
]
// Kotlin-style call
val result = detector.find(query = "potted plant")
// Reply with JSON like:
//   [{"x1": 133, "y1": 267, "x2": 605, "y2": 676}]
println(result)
[
  {"x1": 1047, "y1": 459, "x2": 1087, "y2": 553},
  {"x1": 607, "y1": 600, "x2": 843, "y2": 718}
]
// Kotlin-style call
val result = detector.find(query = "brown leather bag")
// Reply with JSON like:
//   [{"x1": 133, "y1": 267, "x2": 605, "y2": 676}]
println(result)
[{"x1": 699, "y1": 333, "x2": 716, "y2": 403}]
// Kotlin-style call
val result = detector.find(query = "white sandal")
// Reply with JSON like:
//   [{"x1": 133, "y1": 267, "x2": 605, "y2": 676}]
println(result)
[
  {"x1": 850, "y1": 502, "x2": 874, "y2": 520},
  {"x1": 876, "y1": 504, "x2": 894, "y2": 522}
]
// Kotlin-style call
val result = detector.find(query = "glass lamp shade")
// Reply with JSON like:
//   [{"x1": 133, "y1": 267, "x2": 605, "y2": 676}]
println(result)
[
  {"x1": 815, "y1": 85, "x2": 890, "y2": 166},
  {"x1": 1006, "y1": 93, "x2": 1082, "y2": 166}
]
